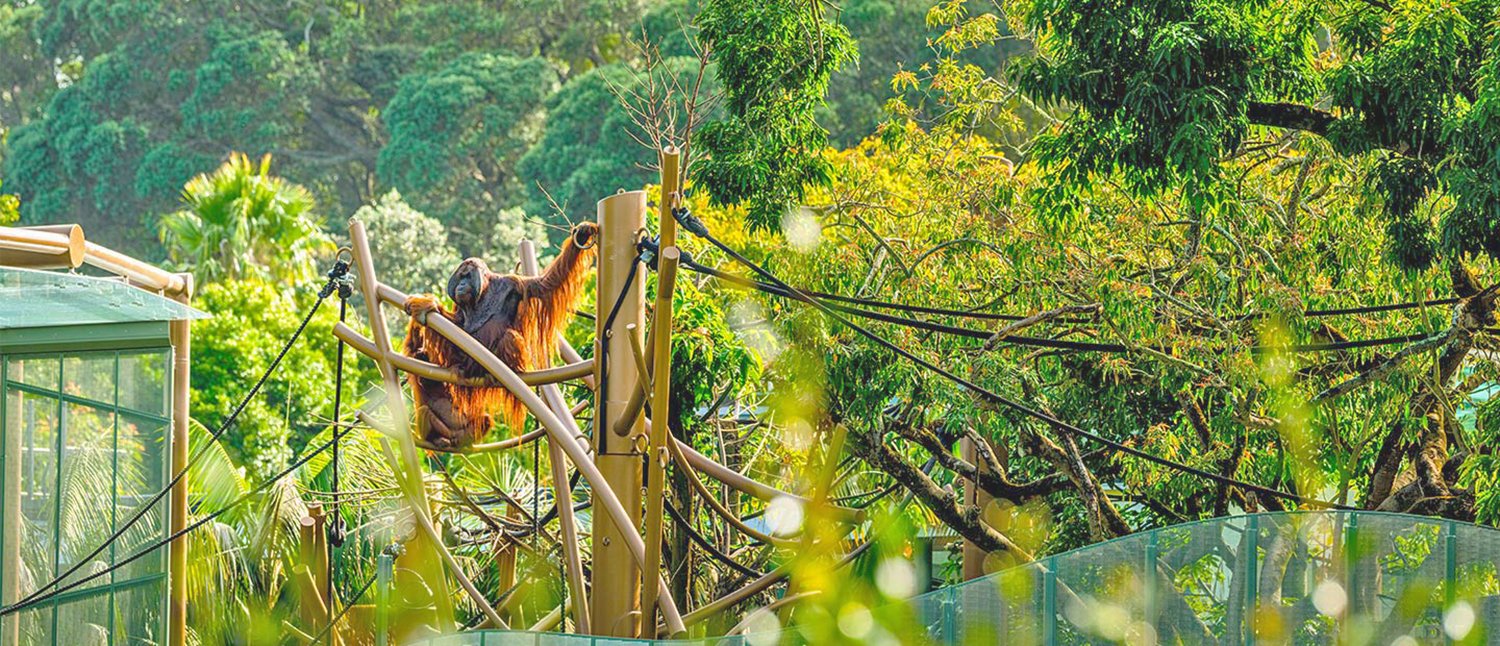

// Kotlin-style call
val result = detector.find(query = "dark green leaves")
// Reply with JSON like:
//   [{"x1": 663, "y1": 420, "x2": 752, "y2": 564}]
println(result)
[{"x1": 694, "y1": 0, "x2": 857, "y2": 232}]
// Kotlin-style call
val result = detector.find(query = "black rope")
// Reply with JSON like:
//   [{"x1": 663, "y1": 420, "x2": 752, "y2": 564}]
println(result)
[
  {"x1": 2, "y1": 415, "x2": 362, "y2": 616},
  {"x1": 665, "y1": 499, "x2": 763, "y2": 579},
  {"x1": 309, "y1": 571, "x2": 377, "y2": 644},
  {"x1": 596, "y1": 253, "x2": 644, "y2": 454},
  {"x1": 8, "y1": 260, "x2": 351, "y2": 613},
  {"x1": 670, "y1": 210, "x2": 1350, "y2": 511},
  {"x1": 679, "y1": 255, "x2": 1440, "y2": 355},
  {"x1": 674, "y1": 240, "x2": 1457, "y2": 322},
  {"x1": 324, "y1": 270, "x2": 352, "y2": 644}
]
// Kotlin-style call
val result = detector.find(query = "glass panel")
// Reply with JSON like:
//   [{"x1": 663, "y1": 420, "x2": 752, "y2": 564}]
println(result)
[
  {"x1": 7, "y1": 355, "x2": 60, "y2": 391},
  {"x1": 117, "y1": 350, "x2": 168, "y2": 416},
  {"x1": 54, "y1": 589, "x2": 112, "y2": 644},
  {"x1": 62, "y1": 352, "x2": 115, "y2": 408},
  {"x1": 15, "y1": 605, "x2": 53, "y2": 644},
  {"x1": 116, "y1": 575, "x2": 165, "y2": 644},
  {"x1": 56, "y1": 403, "x2": 116, "y2": 593},
  {"x1": 114, "y1": 413, "x2": 167, "y2": 566},
  {"x1": 13, "y1": 386, "x2": 59, "y2": 598},
  {"x1": 0, "y1": 267, "x2": 208, "y2": 331}
]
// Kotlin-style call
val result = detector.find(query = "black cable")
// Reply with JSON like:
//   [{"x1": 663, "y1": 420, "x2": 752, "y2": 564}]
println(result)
[
  {"x1": 10, "y1": 261, "x2": 350, "y2": 612},
  {"x1": 325, "y1": 279, "x2": 351, "y2": 645},
  {"x1": 665, "y1": 499, "x2": 763, "y2": 579},
  {"x1": 681, "y1": 256, "x2": 1439, "y2": 355},
  {"x1": 2, "y1": 415, "x2": 362, "y2": 616},
  {"x1": 596, "y1": 254, "x2": 643, "y2": 453},
  {"x1": 309, "y1": 571, "x2": 377, "y2": 644},
  {"x1": 684, "y1": 250, "x2": 1457, "y2": 321},
  {"x1": 672, "y1": 211, "x2": 1350, "y2": 510}
]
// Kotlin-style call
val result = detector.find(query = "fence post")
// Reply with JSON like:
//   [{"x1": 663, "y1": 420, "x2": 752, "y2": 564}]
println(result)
[
  {"x1": 1144, "y1": 532, "x2": 1159, "y2": 631},
  {"x1": 942, "y1": 585, "x2": 956, "y2": 644},
  {"x1": 376, "y1": 551, "x2": 393, "y2": 646},
  {"x1": 1342, "y1": 512, "x2": 1357, "y2": 629},
  {"x1": 1244, "y1": 516, "x2": 1259, "y2": 646},
  {"x1": 1445, "y1": 520, "x2": 1458, "y2": 645},
  {"x1": 1043, "y1": 560, "x2": 1057, "y2": 646}
]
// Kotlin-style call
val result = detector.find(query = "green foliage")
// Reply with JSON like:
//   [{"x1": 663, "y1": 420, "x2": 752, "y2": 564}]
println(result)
[
  {"x1": 353, "y1": 189, "x2": 462, "y2": 293},
  {"x1": 190, "y1": 277, "x2": 374, "y2": 479},
  {"x1": 159, "y1": 152, "x2": 331, "y2": 284},
  {"x1": 664, "y1": 277, "x2": 761, "y2": 433},
  {"x1": 378, "y1": 53, "x2": 559, "y2": 247},
  {"x1": 693, "y1": 0, "x2": 857, "y2": 231},
  {"x1": 1012, "y1": 0, "x2": 1264, "y2": 200},
  {"x1": 518, "y1": 58, "x2": 722, "y2": 220},
  {"x1": 0, "y1": 180, "x2": 17, "y2": 226},
  {"x1": 1010, "y1": 0, "x2": 1500, "y2": 269}
]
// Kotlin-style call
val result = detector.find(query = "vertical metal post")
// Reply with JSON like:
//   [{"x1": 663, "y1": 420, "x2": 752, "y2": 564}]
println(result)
[
  {"x1": 1445, "y1": 519, "x2": 1458, "y2": 646},
  {"x1": 1144, "y1": 532, "x2": 1159, "y2": 630},
  {"x1": 592, "y1": 190, "x2": 648, "y2": 637},
  {"x1": 168, "y1": 275, "x2": 193, "y2": 646},
  {"x1": 376, "y1": 552, "x2": 393, "y2": 646},
  {"x1": 641, "y1": 146, "x2": 683, "y2": 637},
  {"x1": 1244, "y1": 516, "x2": 1259, "y2": 646},
  {"x1": 1043, "y1": 561, "x2": 1057, "y2": 646},
  {"x1": 1343, "y1": 512, "x2": 1358, "y2": 623},
  {"x1": 941, "y1": 586, "x2": 956, "y2": 644},
  {"x1": 1, "y1": 359, "x2": 18, "y2": 646}
]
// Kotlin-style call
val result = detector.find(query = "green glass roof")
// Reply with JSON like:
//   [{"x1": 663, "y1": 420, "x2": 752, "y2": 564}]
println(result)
[{"x1": 0, "y1": 267, "x2": 208, "y2": 330}]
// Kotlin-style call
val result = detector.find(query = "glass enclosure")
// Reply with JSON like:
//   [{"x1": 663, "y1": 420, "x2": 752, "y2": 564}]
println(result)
[
  {"x1": 2, "y1": 346, "x2": 172, "y2": 645},
  {"x1": 411, "y1": 511, "x2": 1500, "y2": 646}
]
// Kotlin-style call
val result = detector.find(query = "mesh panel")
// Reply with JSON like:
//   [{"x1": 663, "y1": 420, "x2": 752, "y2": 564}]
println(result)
[{"x1": 394, "y1": 513, "x2": 1500, "y2": 645}]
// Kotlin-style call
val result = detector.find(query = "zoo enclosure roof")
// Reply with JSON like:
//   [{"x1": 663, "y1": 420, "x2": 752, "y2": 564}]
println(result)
[{"x1": 0, "y1": 266, "x2": 207, "y2": 331}]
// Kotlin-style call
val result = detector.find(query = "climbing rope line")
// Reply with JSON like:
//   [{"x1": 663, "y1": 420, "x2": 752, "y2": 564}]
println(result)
[
  {"x1": 8, "y1": 260, "x2": 352, "y2": 613},
  {"x1": 678, "y1": 255, "x2": 1441, "y2": 355},
  {"x1": 682, "y1": 250, "x2": 1460, "y2": 322},
  {"x1": 1, "y1": 414, "x2": 363, "y2": 616},
  {"x1": 325, "y1": 273, "x2": 351, "y2": 645},
  {"x1": 670, "y1": 209, "x2": 1351, "y2": 511},
  {"x1": 308, "y1": 571, "x2": 378, "y2": 644},
  {"x1": 595, "y1": 252, "x2": 644, "y2": 453}
]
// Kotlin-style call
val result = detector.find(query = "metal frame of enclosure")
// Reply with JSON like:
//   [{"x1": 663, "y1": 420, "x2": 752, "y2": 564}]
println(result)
[
  {"x1": 0, "y1": 225, "x2": 197, "y2": 646},
  {"x1": 389, "y1": 510, "x2": 1500, "y2": 645}
]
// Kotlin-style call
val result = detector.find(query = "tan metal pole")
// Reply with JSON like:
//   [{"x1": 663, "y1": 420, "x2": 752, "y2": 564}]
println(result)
[
  {"x1": 347, "y1": 219, "x2": 465, "y2": 631},
  {"x1": 2, "y1": 361, "x2": 21, "y2": 645},
  {"x1": 592, "y1": 190, "x2": 647, "y2": 637},
  {"x1": 518, "y1": 240, "x2": 592, "y2": 634},
  {"x1": 0, "y1": 224, "x2": 84, "y2": 269},
  {"x1": 168, "y1": 274, "x2": 193, "y2": 646},
  {"x1": 642, "y1": 147, "x2": 681, "y2": 635}
]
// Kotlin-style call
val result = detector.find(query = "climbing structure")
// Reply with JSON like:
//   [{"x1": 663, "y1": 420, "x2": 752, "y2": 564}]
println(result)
[{"x1": 332, "y1": 147, "x2": 871, "y2": 641}]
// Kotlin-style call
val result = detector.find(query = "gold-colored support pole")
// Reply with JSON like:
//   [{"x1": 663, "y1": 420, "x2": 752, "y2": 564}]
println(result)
[
  {"x1": 642, "y1": 146, "x2": 681, "y2": 636},
  {"x1": 592, "y1": 190, "x2": 648, "y2": 637},
  {"x1": 519, "y1": 240, "x2": 592, "y2": 634},
  {"x1": 347, "y1": 219, "x2": 467, "y2": 631},
  {"x1": 2, "y1": 362, "x2": 22, "y2": 645},
  {"x1": 168, "y1": 273, "x2": 193, "y2": 646}
]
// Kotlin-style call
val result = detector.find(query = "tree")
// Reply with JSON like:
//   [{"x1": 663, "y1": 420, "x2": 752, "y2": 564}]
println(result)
[
  {"x1": 1008, "y1": 0, "x2": 1500, "y2": 271},
  {"x1": 693, "y1": 0, "x2": 857, "y2": 231},
  {"x1": 159, "y1": 153, "x2": 331, "y2": 284},
  {"x1": 377, "y1": 53, "x2": 559, "y2": 248},
  {"x1": 353, "y1": 190, "x2": 462, "y2": 293},
  {"x1": 518, "y1": 57, "x2": 723, "y2": 220},
  {"x1": 0, "y1": 0, "x2": 663, "y2": 257},
  {"x1": 190, "y1": 277, "x2": 373, "y2": 478},
  {"x1": 0, "y1": 181, "x2": 16, "y2": 226}
]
